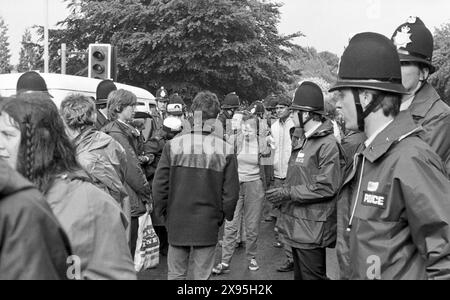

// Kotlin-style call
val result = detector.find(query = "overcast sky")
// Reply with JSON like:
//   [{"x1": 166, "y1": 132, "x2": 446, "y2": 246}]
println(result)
[{"x1": 1, "y1": 0, "x2": 449, "y2": 65}]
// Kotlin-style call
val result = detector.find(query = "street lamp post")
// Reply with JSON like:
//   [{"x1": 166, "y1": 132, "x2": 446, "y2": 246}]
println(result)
[{"x1": 44, "y1": 0, "x2": 49, "y2": 73}]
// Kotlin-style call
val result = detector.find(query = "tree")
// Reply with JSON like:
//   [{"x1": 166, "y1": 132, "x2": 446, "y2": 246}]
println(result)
[
  {"x1": 430, "y1": 22, "x2": 450, "y2": 105},
  {"x1": 283, "y1": 45, "x2": 338, "y2": 93},
  {"x1": 0, "y1": 16, "x2": 11, "y2": 73},
  {"x1": 17, "y1": 28, "x2": 41, "y2": 72},
  {"x1": 55, "y1": 0, "x2": 302, "y2": 103}
]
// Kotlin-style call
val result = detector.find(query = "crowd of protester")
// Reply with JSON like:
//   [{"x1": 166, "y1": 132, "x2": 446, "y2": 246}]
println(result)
[{"x1": 0, "y1": 16, "x2": 449, "y2": 280}]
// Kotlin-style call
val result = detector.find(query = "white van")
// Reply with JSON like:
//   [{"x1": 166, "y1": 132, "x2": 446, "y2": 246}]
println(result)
[{"x1": 0, "y1": 73, "x2": 156, "y2": 115}]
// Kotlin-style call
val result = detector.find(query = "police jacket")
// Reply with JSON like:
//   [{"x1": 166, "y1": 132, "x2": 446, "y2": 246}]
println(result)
[
  {"x1": 152, "y1": 128, "x2": 240, "y2": 247},
  {"x1": 408, "y1": 82, "x2": 450, "y2": 176},
  {"x1": 337, "y1": 112, "x2": 450, "y2": 280},
  {"x1": 0, "y1": 161, "x2": 71, "y2": 280},
  {"x1": 277, "y1": 121, "x2": 344, "y2": 249}
]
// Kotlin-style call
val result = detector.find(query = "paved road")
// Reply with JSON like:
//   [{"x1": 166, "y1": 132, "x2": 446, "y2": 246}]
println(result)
[{"x1": 138, "y1": 221, "x2": 339, "y2": 280}]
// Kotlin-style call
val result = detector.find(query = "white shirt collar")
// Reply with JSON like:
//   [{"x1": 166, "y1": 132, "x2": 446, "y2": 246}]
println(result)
[
  {"x1": 305, "y1": 122, "x2": 322, "y2": 138},
  {"x1": 400, "y1": 95, "x2": 415, "y2": 111},
  {"x1": 117, "y1": 119, "x2": 128, "y2": 126},
  {"x1": 364, "y1": 120, "x2": 393, "y2": 148},
  {"x1": 98, "y1": 109, "x2": 108, "y2": 119}
]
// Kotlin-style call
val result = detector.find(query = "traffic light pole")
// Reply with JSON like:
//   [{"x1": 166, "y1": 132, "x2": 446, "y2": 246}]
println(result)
[
  {"x1": 44, "y1": 0, "x2": 49, "y2": 73},
  {"x1": 61, "y1": 43, "x2": 66, "y2": 75},
  {"x1": 60, "y1": 43, "x2": 87, "y2": 75}
]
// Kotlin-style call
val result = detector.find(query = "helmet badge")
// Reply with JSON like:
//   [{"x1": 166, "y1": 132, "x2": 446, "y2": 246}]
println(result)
[
  {"x1": 393, "y1": 26, "x2": 412, "y2": 49},
  {"x1": 406, "y1": 16, "x2": 417, "y2": 24}
]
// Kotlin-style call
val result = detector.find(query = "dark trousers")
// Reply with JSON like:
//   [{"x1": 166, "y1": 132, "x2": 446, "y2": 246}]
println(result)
[
  {"x1": 292, "y1": 247, "x2": 328, "y2": 280},
  {"x1": 154, "y1": 225, "x2": 169, "y2": 256},
  {"x1": 129, "y1": 217, "x2": 139, "y2": 258}
]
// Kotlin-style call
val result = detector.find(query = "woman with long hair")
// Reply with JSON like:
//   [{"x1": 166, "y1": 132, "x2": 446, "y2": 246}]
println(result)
[{"x1": 0, "y1": 92, "x2": 136, "y2": 280}]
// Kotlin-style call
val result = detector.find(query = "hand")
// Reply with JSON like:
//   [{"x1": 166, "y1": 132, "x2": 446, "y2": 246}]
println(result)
[
  {"x1": 265, "y1": 187, "x2": 290, "y2": 206},
  {"x1": 138, "y1": 155, "x2": 149, "y2": 164}
]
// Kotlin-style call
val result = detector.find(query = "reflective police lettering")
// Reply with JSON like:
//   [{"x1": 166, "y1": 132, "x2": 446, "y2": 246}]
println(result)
[
  {"x1": 296, "y1": 152, "x2": 305, "y2": 163},
  {"x1": 366, "y1": 255, "x2": 381, "y2": 280},
  {"x1": 361, "y1": 191, "x2": 387, "y2": 209}
]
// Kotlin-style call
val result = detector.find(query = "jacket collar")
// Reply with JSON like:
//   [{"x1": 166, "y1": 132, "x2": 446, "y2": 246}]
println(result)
[
  {"x1": 362, "y1": 111, "x2": 422, "y2": 163},
  {"x1": 104, "y1": 120, "x2": 140, "y2": 137},
  {"x1": 408, "y1": 82, "x2": 441, "y2": 118},
  {"x1": 0, "y1": 159, "x2": 34, "y2": 197},
  {"x1": 73, "y1": 127, "x2": 96, "y2": 148},
  {"x1": 292, "y1": 120, "x2": 334, "y2": 150}
]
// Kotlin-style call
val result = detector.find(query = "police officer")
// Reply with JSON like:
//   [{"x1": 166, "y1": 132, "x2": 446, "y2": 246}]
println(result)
[
  {"x1": 330, "y1": 32, "x2": 450, "y2": 280},
  {"x1": 16, "y1": 71, "x2": 53, "y2": 98},
  {"x1": 155, "y1": 86, "x2": 169, "y2": 120},
  {"x1": 391, "y1": 16, "x2": 450, "y2": 176},
  {"x1": 218, "y1": 92, "x2": 241, "y2": 137},
  {"x1": 249, "y1": 101, "x2": 265, "y2": 119},
  {"x1": 95, "y1": 79, "x2": 117, "y2": 130},
  {"x1": 266, "y1": 82, "x2": 343, "y2": 280}
]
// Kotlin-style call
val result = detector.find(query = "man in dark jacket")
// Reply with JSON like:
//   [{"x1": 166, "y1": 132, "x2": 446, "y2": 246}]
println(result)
[
  {"x1": 391, "y1": 17, "x2": 450, "y2": 176},
  {"x1": 0, "y1": 159, "x2": 71, "y2": 280},
  {"x1": 144, "y1": 116, "x2": 183, "y2": 257},
  {"x1": 331, "y1": 32, "x2": 450, "y2": 280},
  {"x1": 153, "y1": 91, "x2": 239, "y2": 280},
  {"x1": 266, "y1": 82, "x2": 344, "y2": 280},
  {"x1": 102, "y1": 89, "x2": 151, "y2": 257}
]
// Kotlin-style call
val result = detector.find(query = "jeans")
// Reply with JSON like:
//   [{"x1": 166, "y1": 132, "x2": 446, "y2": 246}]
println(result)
[
  {"x1": 221, "y1": 179, "x2": 264, "y2": 264},
  {"x1": 167, "y1": 245, "x2": 216, "y2": 280}
]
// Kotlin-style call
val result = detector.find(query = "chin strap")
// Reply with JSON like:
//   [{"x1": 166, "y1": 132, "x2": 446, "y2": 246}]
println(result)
[
  {"x1": 298, "y1": 112, "x2": 313, "y2": 129},
  {"x1": 352, "y1": 90, "x2": 384, "y2": 132}
]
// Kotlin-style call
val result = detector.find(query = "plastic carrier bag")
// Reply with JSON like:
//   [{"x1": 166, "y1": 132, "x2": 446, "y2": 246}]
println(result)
[{"x1": 134, "y1": 212, "x2": 160, "y2": 272}]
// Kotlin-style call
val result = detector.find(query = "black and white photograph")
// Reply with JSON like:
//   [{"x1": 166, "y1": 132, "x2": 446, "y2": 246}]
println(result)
[{"x1": 0, "y1": 0, "x2": 449, "y2": 284}]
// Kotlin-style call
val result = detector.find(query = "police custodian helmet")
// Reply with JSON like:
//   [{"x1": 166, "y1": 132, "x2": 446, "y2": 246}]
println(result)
[
  {"x1": 222, "y1": 92, "x2": 241, "y2": 109},
  {"x1": 96, "y1": 79, "x2": 117, "y2": 106},
  {"x1": 391, "y1": 16, "x2": 435, "y2": 74},
  {"x1": 291, "y1": 81, "x2": 325, "y2": 115},
  {"x1": 330, "y1": 32, "x2": 407, "y2": 95},
  {"x1": 329, "y1": 32, "x2": 408, "y2": 131},
  {"x1": 156, "y1": 86, "x2": 169, "y2": 102}
]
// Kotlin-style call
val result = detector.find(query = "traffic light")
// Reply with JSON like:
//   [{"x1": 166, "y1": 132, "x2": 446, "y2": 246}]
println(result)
[{"x1": 88, "y1": 44, "x2": 117, "y2": 80}]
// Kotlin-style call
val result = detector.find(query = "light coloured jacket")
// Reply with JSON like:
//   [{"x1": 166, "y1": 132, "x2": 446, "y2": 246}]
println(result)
[
  {"x1": 74, "y1": 128, "x2": 128, "y2": 208},
  {"x1": 46, "y1": 172, "x2": 136, "y2": 280},
  {"x1": 271, "y1": 118, "x2": 294, "y2": 179}
]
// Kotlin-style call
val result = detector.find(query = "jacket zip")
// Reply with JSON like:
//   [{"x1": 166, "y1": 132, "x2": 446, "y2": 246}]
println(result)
[{"x1": 346, "y1": 156, "x2": 365, "y2": 232}]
